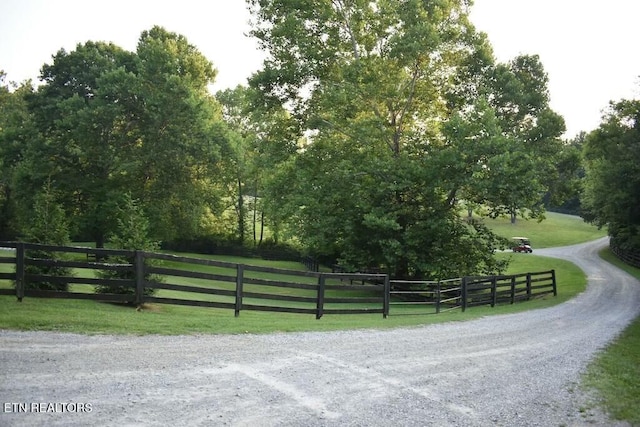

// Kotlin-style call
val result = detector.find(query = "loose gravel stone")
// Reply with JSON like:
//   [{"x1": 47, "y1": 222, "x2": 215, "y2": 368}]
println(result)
[{"x1": 1, "y1": 237, "x2": 638, "y2": 426}]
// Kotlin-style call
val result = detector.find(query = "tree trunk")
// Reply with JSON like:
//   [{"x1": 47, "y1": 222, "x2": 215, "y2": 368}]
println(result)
[
  {"x1": 237, "y1": 177, "x2": 245, "y2": 243},
  {"x1": 252, "y1": 180, "x2": 258, "y2": 245},
  {"x1": 259, "y1": 210, "x2": 265, "y2": 245},
  {"x1": 252, "y1": 198, "x2": 257, "y2": 245}
]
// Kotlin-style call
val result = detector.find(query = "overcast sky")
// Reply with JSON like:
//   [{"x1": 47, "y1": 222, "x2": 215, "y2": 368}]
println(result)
[{"x1": 1, "y1": 0, "x2": 639, "y2": 139}]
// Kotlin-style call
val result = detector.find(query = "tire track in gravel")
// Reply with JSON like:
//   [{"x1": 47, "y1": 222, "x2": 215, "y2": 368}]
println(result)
[{"x1": 1, "y1": 237, "x2": 639, "y2": 426}]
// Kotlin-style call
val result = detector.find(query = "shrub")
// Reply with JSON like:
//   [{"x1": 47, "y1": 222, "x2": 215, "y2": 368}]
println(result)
[
  {"x1": 94, "y1": 194, "x2": 160, "y2": 297},
  {"x1": 21, "y1": 182, "x2": 73, "y2": 291}
]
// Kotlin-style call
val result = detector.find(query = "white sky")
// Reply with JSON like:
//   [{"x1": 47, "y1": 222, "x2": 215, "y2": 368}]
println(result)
[{"x1": 1, "y1": 0, "x2": 639, "y2": 139}]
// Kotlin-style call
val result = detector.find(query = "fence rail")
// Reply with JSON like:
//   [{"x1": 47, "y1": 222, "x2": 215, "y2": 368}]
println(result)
[
  {"x1": 0, "y1": 242, "x2": 556, "y2": 318},
  {"x1": 0, "y1": 242, "x2": 389, "y2": 319},
  {"x1": 389, "y1": 271, "x2": 556, "y2": 315},
  {"x1": 610, "y1": 239, "x2": 640, "y2": 269}
]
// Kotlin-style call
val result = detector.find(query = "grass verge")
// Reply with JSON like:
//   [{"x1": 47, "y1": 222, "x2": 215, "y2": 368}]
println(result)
[{"x1": 581, "y1": 248, "x2": 640, "y2": 425}]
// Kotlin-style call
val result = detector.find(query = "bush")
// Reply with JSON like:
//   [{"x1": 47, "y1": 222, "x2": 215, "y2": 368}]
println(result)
[
  {"x1": 161, "y1": 236, "x2": 304, "y2": 261},
  {"x1": 20, "y1": 182, "x2": 73, "y2": 291},
  {"x1": 94, "y1": 194, "x2": 160, "y2": 297}
]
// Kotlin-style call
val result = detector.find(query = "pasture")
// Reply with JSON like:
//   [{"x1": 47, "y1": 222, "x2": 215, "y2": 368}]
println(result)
[{"x1": 482, "y1": 211, "x2": 607, "y2": 248}]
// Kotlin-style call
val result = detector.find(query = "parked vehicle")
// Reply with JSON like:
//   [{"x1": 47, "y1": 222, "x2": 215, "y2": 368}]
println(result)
[{"x1": 512, "y1": 237, "x2": 533, "y2": 253}]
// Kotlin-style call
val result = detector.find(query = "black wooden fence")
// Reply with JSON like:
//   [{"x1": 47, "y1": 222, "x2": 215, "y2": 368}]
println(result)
[
  {"x1": 0, "y1": 242, "x2": 556, "y2": 318},
  {"x1": 610, "y1": 239, "x2": 640, "y2": 269},
  {"x1": 389, "y1": 278, "x2": 464, "y2": 314},
  {"x1": 0, "y1": 242, "x2": 389, "y2": 318},
  {"x1": 388, "y1": 271, "x2": 556, "y2": 315}
]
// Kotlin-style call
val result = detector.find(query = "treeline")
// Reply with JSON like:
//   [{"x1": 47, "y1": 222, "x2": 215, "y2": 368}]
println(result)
[
  {"x1": 0, "y1": 28, "x2": 234, "y2": 247},
  {"x1": 0, "y1": 1, "x2": 635, "y2": 279}
]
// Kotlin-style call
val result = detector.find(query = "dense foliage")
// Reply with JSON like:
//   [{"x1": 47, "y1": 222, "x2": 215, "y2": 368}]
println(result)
[
  {"x1": 246, "y1": 0, "x2": 565, "y2": 278},
  {"x1": 94, "y1": 193, "x2": 160, "y2": 297},
  {"x1": 0, "y1": 3, "x2": 578, "y2": 280},
  {"x1": 583, "y1": 96, "x2": 640, "y2": 251},
  {"x1": 22, "y1": 181, "x2": 74, "y2": 291},
  {"x1": 3, "y1": 27, "x2": 228, "y2": 247}
]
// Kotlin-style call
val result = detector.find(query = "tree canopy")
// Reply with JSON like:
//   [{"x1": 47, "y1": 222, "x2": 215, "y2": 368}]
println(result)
[
  {"x1": 6, "y1": 27, "x2": 229, "y2": 247},
  {"x1": 0, "y1": 8, "x2": 575, "y2": 279},
  {"x1": 246, "y1": 0, "x2": 565, "y2": 278},
  {"x1": 583, "y1": 95, "x2": 640, "y2": 250}
]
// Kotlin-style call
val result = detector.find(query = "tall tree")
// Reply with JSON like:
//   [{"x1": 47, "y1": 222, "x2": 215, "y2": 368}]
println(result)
[
  {"x1": 133, "y1": 27, "x2": 227, "y2": 241},
  {"x1": 544, "y1": 132, "x2": 585, "y2": 215},
  {"x1": 0, "y1": 73, "x2": 35, "y2": 239},
  {"x1": 216, "y1": 85, "x2": 300, "y2": 245},
  {"x1": 483, "y1": 55, "x2": 565, "y2": 223},
  {"x1": 20, "y1": 41, "x2": 140, "y2": 246},
  {"x1": 583, "y1": 96, "x2": 640, "y2": 250},
  {"x1": 248, "y1": 0, "x2": 512, "y2": 278},
  {"x1": 216, "y1": 87, "x2": 255, "y2": 243},
  {"x1": 16, "y1": 28, "x2": 228, "y2": 246}
]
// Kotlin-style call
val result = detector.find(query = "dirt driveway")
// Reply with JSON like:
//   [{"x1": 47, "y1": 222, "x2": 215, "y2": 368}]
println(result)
[{"x1": 1, "y1": 237, "x2": 639, "y2": 426}]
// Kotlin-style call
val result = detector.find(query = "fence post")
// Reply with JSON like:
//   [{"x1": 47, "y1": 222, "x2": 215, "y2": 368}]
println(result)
[
  {"x1": 316, "y1": 274, "x2": 325, "y2": 319},
  {"x1": 383, "y1": 275, "x2": 390, "y2": 318},
  {"x1": 134, "y1": 251, "x2": 145, "y2": 307},
  {"x1": 491, "y1": 276, "x2": 497, "y2": 307},
  {"x1": 551, "y1": 269, "x2": 557, "y2": 296},
  {"x1": 15, "y1": 242, "x2": 25, "y2": 302},
  {"x1": 235, "y1": 264, "x2": 244, "y2": 317},
  {"x1": 461, "y1": 277, "x2": 467, "y2": 312},
  {"x1": 436, "y1": 280, "x2": 441, "y2": 314},
  {"x1": 526, "y1": 273, "x2": 532, "y2": 301},
  {"x1": 510, "y1": 276, "x2": 516, "y2": 304}
]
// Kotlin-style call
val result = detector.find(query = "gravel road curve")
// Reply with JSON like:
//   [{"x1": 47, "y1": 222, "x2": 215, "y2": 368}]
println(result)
[{"x1": 1, "y1": 237, "x2": 639, "y2": 426}]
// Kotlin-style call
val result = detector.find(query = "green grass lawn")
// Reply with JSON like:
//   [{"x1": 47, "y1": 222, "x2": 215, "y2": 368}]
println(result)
[
  {"x1": 482, "y1": 211, "x2": 607, "y2": 248},
  {"x1": 498, "y1": 252, "x2": 586, "y2": 305}
]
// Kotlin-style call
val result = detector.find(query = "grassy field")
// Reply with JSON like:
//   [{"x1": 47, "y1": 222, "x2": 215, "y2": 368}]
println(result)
[
  {"x1": 482, "y1": 211, "x2": 607, "y2": 248},
  {"x1": 581, "y1": 248, "x2": 640, "y2": 425}
]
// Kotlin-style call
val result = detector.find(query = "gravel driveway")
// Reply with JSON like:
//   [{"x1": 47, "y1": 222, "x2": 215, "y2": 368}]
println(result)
[{"x1": 1, "y1": 237, "x2": 639, "y2": 426}]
